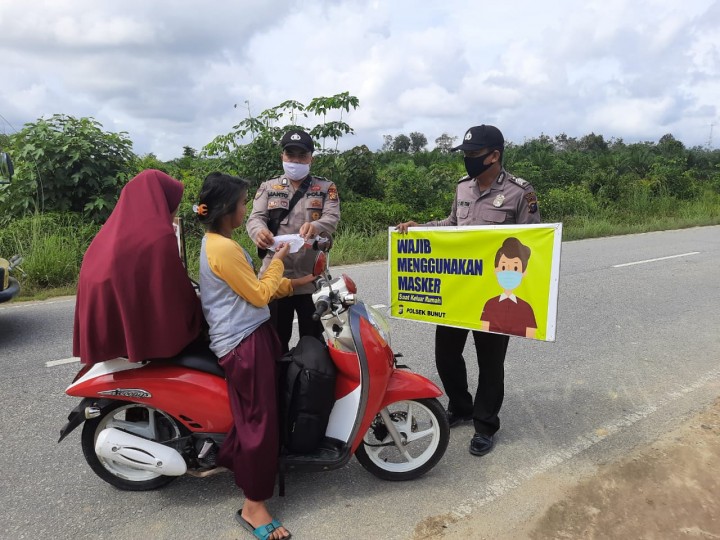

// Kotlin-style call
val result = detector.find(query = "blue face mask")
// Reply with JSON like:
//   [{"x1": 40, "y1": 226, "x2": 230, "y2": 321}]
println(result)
[{"x1": 496, "y1": 270, "x2": 523, "y2": 291}]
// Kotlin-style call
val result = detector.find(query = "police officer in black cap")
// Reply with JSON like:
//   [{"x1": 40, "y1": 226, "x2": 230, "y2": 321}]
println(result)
[
  {"x1": 397, "y1": 124, "x2": 540, "y2": 456},
  {"x1": 247, "y1": 129, "x2": 340, "y2": 353}
]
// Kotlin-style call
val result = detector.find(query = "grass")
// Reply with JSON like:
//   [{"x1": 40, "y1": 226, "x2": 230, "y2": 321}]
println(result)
[{"x1": 4, "y1": 193, "x2": 720, "y2": 302}]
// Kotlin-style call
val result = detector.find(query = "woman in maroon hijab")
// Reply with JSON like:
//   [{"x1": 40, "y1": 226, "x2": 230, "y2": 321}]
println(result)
[{"x1": 73, "y1": 169, "x2": 203, "y2": 365}]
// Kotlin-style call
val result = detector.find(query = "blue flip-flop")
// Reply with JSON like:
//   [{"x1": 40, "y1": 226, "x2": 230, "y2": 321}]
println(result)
[{"x1": 235, "y1": 509, "x2": 292, "y2": 540}]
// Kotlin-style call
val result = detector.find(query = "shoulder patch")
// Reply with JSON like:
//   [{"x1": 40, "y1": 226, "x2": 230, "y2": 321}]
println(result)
[
  {"x1": 254, "y1": 185, "x2": 267, "y2": 200},
  {"x1": 524, "y1": 192, "x2": 539, "y2": 214},
  {"x1": 509, "y1": 176, "x2": 532, "y2": 189}
]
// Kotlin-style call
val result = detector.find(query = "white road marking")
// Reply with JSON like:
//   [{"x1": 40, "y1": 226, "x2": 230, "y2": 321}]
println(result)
[
  {"x1": 613, "y1": 251, "x2": 700, "y2": 268},
  {"x1": 447, "y1": 365, "x2": 720, "y2": 521},
  {"x1": 0, "y1": 297, "x2": 75, "y2": 309},
  {"x1": 46, "y1": 357, "x2": 80, "y2": 367}
]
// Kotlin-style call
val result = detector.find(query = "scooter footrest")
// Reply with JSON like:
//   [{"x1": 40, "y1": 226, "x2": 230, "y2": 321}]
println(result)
[{"x1": 281, "y1": 437, "x2": 350, "y2": 471}]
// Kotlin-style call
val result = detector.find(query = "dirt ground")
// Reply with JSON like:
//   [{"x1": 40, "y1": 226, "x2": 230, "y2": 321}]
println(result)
[{"x1": 413, "y1": 397, "x2": 720, "y2": 539}]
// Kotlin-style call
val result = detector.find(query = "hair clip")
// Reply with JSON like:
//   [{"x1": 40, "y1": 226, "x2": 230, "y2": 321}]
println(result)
[{"x1": 193, "y1": 204, "x2": 208, "y2": 216}]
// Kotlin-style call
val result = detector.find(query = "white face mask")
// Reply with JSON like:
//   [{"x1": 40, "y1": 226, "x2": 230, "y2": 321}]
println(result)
[{"x1": 282, "y1": 162, "x2": 310, "y2": 181}]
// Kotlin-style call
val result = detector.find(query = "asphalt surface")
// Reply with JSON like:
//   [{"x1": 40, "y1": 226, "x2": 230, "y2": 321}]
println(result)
[{"x1": 1, "y1": 225, "x2": 719, "y2": 539}]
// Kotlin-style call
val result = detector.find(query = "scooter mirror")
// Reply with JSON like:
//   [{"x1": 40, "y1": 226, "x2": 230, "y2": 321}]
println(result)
[
  {"x1": 312, "y1": 251, "x2": 327, "y2": 277},
  {"x1": 0, "y1": 152, "x2": 13, "y2": 184}
]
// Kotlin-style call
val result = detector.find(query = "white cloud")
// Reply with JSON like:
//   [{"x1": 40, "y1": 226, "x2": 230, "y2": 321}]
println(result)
[{"x1": 0, "y1": 0, "x2": 718, "y2": 158}]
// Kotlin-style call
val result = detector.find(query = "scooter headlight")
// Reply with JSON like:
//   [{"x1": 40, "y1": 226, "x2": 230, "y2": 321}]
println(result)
[{"x1": 366, "y1": 304, "x2": 391, "y2": 348}]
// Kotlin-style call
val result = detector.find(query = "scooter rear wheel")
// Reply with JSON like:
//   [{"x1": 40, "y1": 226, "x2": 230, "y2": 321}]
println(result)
[
  {"x1": 81, "y1": 401, "x2": 186, "y2": 491},
  {"x1": 355, "y1": 397, "x2": 449, "y2": 481}
]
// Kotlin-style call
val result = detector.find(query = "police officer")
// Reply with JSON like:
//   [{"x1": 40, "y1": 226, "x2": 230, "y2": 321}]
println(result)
[
  {"x1": 247, "y1": 129, "x2": 340, "y2": 353},
  {"x1": 396, "y1": 124, "x2": 540, "y2": 456}
]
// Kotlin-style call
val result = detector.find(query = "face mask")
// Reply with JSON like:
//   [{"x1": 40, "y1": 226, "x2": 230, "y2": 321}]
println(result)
[
  {"x1": 496, "y1": 270, "x2": 523, "y2": 291},
  {"x1": 283, "y1": 162, "x2": 310, "y2": 181},
  {"x1": 464, "y1": 152, "x2": 494, "y2": 179}
]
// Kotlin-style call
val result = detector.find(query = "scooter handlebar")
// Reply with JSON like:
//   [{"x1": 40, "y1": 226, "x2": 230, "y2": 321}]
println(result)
[{"x1": 312, "y1": 296, "x2": 331, "y2": 321}]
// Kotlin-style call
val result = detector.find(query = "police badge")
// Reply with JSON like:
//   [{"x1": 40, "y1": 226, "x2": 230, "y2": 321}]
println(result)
[{"x1": 493, "y1": 194, "x2": 505, "y2": 208}]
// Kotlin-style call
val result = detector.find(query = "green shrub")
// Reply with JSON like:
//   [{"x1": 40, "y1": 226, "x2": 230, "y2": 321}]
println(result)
[
  {"x1": 1, "y1": 115, "x2": 134, "y2": 224},
  {"x1": 327, "y1": 230, "x2": 388, "y2": 264},
  {"x1": 339, "y1": 199, "x2": 412, "y2": 234},
  {"x1": 540, "y1": 184, "x2": 599, "y2": 221},
  {"x1": 21, "y1": 234, "x2": 81, "y2": 288},
  {"x1": 379, "y1": 161, "x2": 435, "y2": 212},
  {"x1": 0, "y1": 213, "x2": 99, "y2": 289}
]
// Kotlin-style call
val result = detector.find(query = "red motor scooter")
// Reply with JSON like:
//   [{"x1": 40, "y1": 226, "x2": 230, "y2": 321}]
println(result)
[{"x1": 58, "y1": 252, "x2": 450, "y2": 491}]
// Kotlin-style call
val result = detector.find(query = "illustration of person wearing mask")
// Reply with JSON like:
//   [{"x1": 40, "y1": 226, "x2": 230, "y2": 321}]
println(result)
[{"x1": 480, "y1": 237, "x2": 537, "y2": 339}]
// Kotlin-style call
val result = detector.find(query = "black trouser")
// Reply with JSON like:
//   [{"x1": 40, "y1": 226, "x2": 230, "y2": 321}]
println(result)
[
  {"x1": 434, "y1": 325, "x2": 510, "y2": 436},
  {"x1": 269, "y1": 294, "x2": 324, "y2": 354}
]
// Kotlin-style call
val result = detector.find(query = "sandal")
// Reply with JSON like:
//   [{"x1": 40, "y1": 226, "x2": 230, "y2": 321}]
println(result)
[{"x1": 235, "y1": 509, "x2": 291, "y2": 540}]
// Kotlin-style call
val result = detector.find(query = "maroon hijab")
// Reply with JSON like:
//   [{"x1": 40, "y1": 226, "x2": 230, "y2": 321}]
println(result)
[{"x1": 73, "y1": 169, "x2": 203, "y2": 364}]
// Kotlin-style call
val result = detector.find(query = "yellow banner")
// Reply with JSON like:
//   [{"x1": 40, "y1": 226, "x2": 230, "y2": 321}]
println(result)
[{"x1": 388, "y1": 224, "x2": 562, "y2": 341}]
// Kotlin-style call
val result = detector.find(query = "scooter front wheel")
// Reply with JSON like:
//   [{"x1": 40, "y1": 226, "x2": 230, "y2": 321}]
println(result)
[
  {"x1": 355, "y1": 398, "x2": 449, "y2": 481},
  {"x1": 81, "y1": 401, "x2": 186, "y2": 491}
]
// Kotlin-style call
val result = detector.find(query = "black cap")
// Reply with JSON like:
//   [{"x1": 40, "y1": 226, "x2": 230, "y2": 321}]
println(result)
[
  {"x1": 280, "y1": 129, "x2": 315, "y2": 153},
  {"x1": 451, "y1": 125, "x2": 504, "y2": 152}
]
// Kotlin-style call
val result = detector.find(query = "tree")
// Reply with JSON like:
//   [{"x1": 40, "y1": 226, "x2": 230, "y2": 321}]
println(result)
[
  {"x1": 409, "y1": 132, "x2": 428, "y2": 153},
  {"x1": 337, "y1": 145, "x2": 381, "y2": 199},
  {"x1": 657, "y1": 133, "x2": 685, "y2": 158},
  {"x1": 182, "y1": 146, "x2": 197, "y2": 158},
  {"x1": 579, "y1": 132, "x2": 608, "y2": 153},
  {"x1": 0, "y1": 114, "x2": 134, "y2": 223},
  {"x1": 434, "y1": 133, "x2": 457, "y2": 153},
  {"x1": 552, "y1": 133, "x2": 579, "y2": 152},
  {"x1": 203, "y1": 92, "x2": 360, "y2": 184},
  {"x1": 381, "y1": 134, "x2": 394, "y2": 152},
  {"x1": 391, "y1": 134, "x2": 411, "y2": 153},
  {"x1": 380, "y1": 161, "x2": 434, "y2": 211}
]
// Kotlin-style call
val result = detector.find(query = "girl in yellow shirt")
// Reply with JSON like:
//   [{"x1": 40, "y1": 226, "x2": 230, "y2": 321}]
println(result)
[{"x1": 197, "y1": 172, "x2": 313, "y2": 540}]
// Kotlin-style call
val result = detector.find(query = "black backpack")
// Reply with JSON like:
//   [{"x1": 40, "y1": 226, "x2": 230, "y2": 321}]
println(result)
[{"x1": 278, "y1": 336, "x2": 336, "y2": 454}]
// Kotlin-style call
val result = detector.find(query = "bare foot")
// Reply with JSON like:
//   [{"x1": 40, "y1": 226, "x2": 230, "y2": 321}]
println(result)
[{"x1": 241, "y1": 499, "x2": 290, "y2": 539}]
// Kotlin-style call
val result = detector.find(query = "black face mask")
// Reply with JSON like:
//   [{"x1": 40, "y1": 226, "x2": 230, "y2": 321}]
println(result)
[{"x1": 464, "y1": 151, "x2": 495, "y2": 179}]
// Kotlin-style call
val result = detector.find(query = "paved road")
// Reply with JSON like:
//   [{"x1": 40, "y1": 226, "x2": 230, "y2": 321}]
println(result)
[{"x1": 1, "y1": 226, "x2": 719, "y2": 539}]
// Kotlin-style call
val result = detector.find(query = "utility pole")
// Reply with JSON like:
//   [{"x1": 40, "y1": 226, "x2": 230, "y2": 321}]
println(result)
[{"x1": 708, "y1": 122, "x2": 715, "y2": 149}]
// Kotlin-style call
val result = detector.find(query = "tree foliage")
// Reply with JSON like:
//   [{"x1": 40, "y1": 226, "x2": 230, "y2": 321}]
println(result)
[
  {"x1": 434, "y1": 133, "x2": 457, "y2": 153},
  {"x1": 203, "y1": 92, "x2": 360, "y2": 185},
  {"x1": 409, "y1": 132, "x2": 428, "y2": 153},
  {"x1": 3, "y1": 94, "x2": 720, "y2": 243},
  {"x1": 391, "y1": 134, "x2": 411, "y2": 153},
  {"x1": 0, "y1": 114, "x2": 134, "y2": 223}
]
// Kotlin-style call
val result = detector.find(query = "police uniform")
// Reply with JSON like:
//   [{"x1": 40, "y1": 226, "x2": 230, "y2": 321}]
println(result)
[
  {"x1": 424, "y1": 140, "x2": 541, "y2": 440},
  {"x1": 246, "y1": 173, "x2": 340, "y2": 351},
  {"x1": 426, "y1": 169, "x2": 540, "y2": 227}
]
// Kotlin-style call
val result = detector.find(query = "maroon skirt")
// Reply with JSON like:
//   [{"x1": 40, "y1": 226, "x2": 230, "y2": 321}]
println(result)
[{"x1": 217, "y1": 321, "x2": 281, "y2": 501}]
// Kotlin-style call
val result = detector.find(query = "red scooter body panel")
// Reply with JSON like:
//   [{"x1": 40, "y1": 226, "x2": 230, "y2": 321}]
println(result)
[
  {"x1": 67, "y1": 364, "x2": 232, "y2": 433},
  {"x1": 349, "y1": 318, "x2": 395, "y2": 452},
  {"x1": 379, "y1": 370, "x2": 443, "y2": 408},
  {"x1": 328, "y1": 345, "x2": 361, "y2": 400}
]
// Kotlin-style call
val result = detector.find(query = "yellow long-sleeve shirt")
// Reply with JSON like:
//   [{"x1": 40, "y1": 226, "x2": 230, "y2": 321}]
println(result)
[{"x1": 200, "y1": 233, "x2": 293, "y2": 357}]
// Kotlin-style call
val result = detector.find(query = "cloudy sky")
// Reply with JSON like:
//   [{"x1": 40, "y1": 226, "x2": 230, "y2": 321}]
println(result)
[{"x1": 1, "y1": 0, "x2": 718, "y2": 160}]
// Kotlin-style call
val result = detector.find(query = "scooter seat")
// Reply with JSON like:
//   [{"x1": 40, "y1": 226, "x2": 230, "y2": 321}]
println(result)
[{"x1": 149, "y1": 340, "x2": 225, "y2": 379}]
